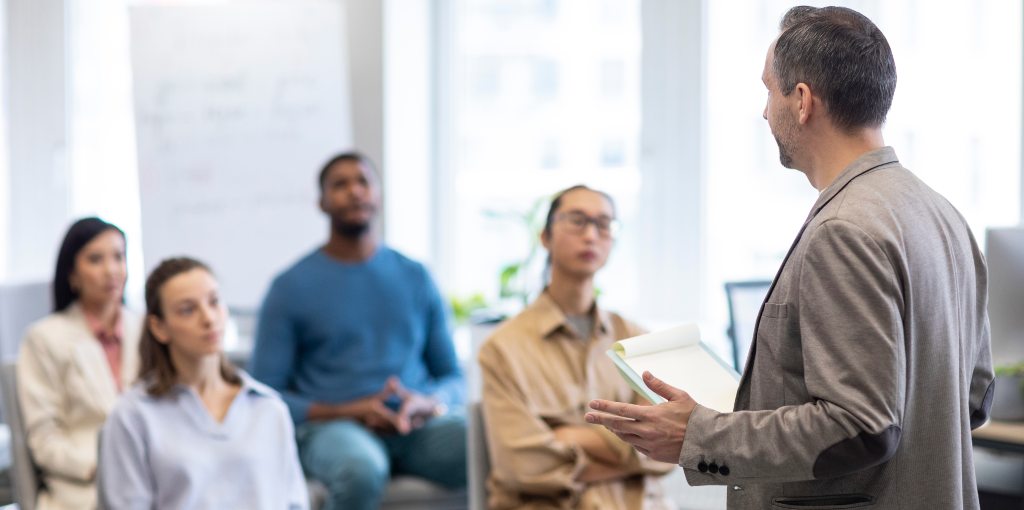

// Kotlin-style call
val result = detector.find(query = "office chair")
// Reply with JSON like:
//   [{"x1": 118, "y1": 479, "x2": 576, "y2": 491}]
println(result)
[
  {"x1": 0, "y1": 362, "x2": 39, "y2": 510},
  {"x1": 467, "y1": 402, "x2": 490, "y2": 510}
]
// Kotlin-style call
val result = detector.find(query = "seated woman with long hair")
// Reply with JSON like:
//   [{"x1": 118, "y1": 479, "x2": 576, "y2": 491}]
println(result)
[
  {"x1": 98, "y1": 257, "x2": 308, "y2": 509},
  {"x1": 17, "y1": 217, "x2": 141, "y2": 510}
]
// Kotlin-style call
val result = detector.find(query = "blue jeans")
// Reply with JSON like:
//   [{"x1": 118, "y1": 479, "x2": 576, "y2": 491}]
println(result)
[{"x1": 297, "y1": 413, "x2": 467, "y2": 510}]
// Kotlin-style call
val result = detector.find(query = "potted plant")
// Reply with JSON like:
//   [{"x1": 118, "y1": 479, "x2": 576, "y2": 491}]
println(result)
[{"x1": 484, "y1": 194, "x2": 551, "y2": 310}]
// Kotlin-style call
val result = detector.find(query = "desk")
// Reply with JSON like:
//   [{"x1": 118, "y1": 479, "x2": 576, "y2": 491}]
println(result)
[
  {"x1": 974, "y1": 420, "x2": 1024, "y2": 454},
  {"x1": 973, "y1": 421, "x2": 1024, "y2": 509}
]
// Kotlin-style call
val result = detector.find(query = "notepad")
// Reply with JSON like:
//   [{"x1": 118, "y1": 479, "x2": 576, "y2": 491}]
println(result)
[{"x1": 607, "y1": 324, "x2": 740, "y2": 411}]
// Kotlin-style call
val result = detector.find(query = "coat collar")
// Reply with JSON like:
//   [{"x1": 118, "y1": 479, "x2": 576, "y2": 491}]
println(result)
[{"x1": 807, "y1": 146, "x2": 900, "y2": 222}]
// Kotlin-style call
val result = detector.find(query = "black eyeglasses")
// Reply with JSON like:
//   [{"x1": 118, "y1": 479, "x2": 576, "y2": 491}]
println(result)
[{"x1": 555, "y1": 211, "x2": 620, "y2": 239}]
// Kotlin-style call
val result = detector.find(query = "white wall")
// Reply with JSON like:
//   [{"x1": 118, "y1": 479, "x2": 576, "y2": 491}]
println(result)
[
  {"x1": 637, "y1": 0, "x2": 707, "y2": 323},
  {"x1": 382, "y1": 0, "x2": 435, "y2": 266},
  {"x1": 4, "y1": 0, "x2": 69, "y2": 284},
  {"x1": 346, "y1": 0, "x2": 384, "y2": 183},
  {"x1": 0, "y1": 0, "x2": 398, "y2": 286},
  {"x1": 0, "y1": 0, "x2": 8, "y2": 281}
]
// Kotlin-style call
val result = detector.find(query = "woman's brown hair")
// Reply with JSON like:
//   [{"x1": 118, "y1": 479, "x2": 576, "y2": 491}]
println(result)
[{"x1": 139, "y1": 256, "x2": 240, "y2": 396}]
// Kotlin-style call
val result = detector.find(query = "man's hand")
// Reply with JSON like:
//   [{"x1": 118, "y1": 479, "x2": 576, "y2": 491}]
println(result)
[
  {"x1": 308, "y1": 376, "x2": 441, "y2": 434},
  {"x1": 308, "y1": 377, "x2": 403, "y2": 431},
  {"x1": 393, "y1": 380, "x2": 440, "y2": 435},
  {"x1": 343, "y1": 377, "x2": 404, "y2": 432},
  {"x1": 584, "y1": 371, "x2": 697, "y2": 463}
]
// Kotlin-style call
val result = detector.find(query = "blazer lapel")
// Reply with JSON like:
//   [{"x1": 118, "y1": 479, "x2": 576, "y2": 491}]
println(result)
[
  {"x1": 66, "y1": 305, "x2": 121, "y2": 412},
  {"x1": 734, "y1": 148, "x2": 901, "y2": 410}
]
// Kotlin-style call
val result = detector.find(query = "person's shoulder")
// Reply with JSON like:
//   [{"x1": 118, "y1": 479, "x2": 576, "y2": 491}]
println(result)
[
  {"x1": 23, "y1": 313, "x2": 64, "y2": 340},
  {"x1": 480, "y1": 305, "x2": 547, "y2": 355},
  {"x1": 378, "y1": 246, "x2": 428, "y2": 274},
  {"x1": 237, "y1": 371, "x2": 293, "y2": 420},
  {"x1": 826, "y1": 163, "x2": 946, "y2": 236},
  {"x1": 239, "y1": 370, "x2": 281, "y2": 399},
  {"x1": 377, "y1": 247, "x2": 440, "y2": 292},
  {"x1": 280, "y1": 248, "x2": 326, "y2": 276},
  {"x1": 267, "y1": 249, "x2": 325, "y2": 290},
  {"x1": 22, "y1": 307, "x2": 84, "y2": 347},
  {"x1": 106, "y1": 383, "x2": 155, "y2": 424},
  {"x1": 604, "y1": 309, "x2": 646, "y2": 339}
]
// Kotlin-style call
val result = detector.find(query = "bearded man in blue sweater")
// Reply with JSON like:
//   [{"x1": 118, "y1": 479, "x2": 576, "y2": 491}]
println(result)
[{"x1": 250, "y1": 152, "x2": 466, "y2": 510}]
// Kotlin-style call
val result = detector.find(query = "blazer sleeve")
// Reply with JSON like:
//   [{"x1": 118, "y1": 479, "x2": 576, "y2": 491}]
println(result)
[
  {"x1": 17, "y1": 326, "x2": 96, "y2": 482},
  {"x1": 680, "y1": 219, "x2": 904, "y2": 485}
]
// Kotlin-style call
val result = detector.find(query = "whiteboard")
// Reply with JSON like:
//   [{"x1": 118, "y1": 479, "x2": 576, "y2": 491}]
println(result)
[{"x1": 129, "y1": 0, "x2": 351, "y2": 310}]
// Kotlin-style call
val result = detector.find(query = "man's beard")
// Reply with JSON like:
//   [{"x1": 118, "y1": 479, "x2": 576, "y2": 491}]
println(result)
[
  {"x1": 772, "y1": 112, "x2": 798, "y2": 169},
  {"x1": 331, "y1": 218, "x2": 371, "y2": 238},
  {"x1": 775, "y1": 134, "x2": 795, "y2": 169}
]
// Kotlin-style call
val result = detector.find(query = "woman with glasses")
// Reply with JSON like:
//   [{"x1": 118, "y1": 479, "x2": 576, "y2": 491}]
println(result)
[
  {"x1": 478, "y1": 185, "x2": 674, "y2": 509},
  {"x1": 17, "y1": 217, "x2": 141, "y2": 510},
  {"x1": 97, "y1": 257, "x2": 308, "y2": 509}
]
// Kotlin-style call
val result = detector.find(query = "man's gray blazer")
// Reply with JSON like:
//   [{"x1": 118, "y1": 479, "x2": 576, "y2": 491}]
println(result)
[{"x1": 680, "y1": 147, "x2": 994, "y2": 509}]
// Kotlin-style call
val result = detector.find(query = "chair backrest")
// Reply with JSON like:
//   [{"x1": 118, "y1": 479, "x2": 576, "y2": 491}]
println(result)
[
  {"x1": 0, "y1": 361, "x2": 39, "y2": 510},
  {"x1": 467, "y1": 402, "x2": 489, "y2": 510},
  {"x1": 0, "y1": 281, "x2": 51, "y2": 365},
  {"x1": 724, "y1": 280, "x2": 772, "y2": 372}
]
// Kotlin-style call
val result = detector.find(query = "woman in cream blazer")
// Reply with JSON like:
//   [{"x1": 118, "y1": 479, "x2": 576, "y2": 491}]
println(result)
[{"x1": 17, "y1": 218, "x2": 141, "y2": 510}]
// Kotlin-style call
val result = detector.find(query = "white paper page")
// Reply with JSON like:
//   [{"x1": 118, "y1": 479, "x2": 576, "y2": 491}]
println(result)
[
  {"x1": 624, "y1": 344, "x2": 739, "y2": 413},
  {"x1": 614, "y1": 323, "x2": 701, "y2": 358}
]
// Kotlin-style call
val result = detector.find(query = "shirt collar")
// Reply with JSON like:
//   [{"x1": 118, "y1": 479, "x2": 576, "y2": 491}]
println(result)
[
  {"x1": 530, "y1": 290, "x2": 612, "y2": 340},
  {"x1": 166, "y1": 368, "x2": 275, "y2": 398},
  {"x1": 236, "y1": 370, "x2": 276, "y2": 398},
  {"x1": 81, "y1": 305, "x2": 124, "y2": 344}
]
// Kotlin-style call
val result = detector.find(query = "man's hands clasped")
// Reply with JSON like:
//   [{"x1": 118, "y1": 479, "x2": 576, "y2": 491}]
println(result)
[{"x1": 342, "y1": 376, "x2": 441, "y2": 435}]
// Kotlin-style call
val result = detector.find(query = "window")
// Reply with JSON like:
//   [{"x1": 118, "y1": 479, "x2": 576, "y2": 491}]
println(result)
[
  {"x1": 443, "y1": 0, "x2": 644, "y2": 316},
  {"x1": 67, "y1": 0, "x2": 145, "y2": 303},
  {"x1": 704, "y1": 0, "x2": 1022, "y2": 348},
  {"x1": 0, "y1": 3, "x2": 8, "y2": 280}
]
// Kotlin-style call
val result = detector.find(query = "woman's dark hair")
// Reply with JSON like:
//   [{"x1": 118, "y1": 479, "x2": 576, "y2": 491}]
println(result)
[
  {"x1": 541, "y1": 185, "x2": 617, "y2": 284},
  {"x1": 139, "y1": 256, "x2": 240, "y2": 397},
  {"x1": 53, "y1": 217, "x2": 126, "y2": 312},
  {"x1": 542, "y1": 185, "x2": 616, "y2": 237}
]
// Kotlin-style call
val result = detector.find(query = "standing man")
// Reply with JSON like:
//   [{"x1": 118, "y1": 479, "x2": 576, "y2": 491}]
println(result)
[
  {"x1": 587, "y1": 6, "x2": 994, "y2": 509},
  {"x1": 250, "y1": 152, "x2": 466, "y2": 510}
]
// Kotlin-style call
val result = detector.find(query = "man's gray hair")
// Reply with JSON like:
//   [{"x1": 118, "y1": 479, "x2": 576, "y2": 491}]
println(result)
[{"x1": 774, "y1": 6, "x2": 896, "y2": 133}]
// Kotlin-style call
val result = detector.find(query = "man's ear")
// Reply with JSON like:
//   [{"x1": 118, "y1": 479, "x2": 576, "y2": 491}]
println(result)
[{"x1": 795, "y1": 82, "x2": 814, "y2": 125}]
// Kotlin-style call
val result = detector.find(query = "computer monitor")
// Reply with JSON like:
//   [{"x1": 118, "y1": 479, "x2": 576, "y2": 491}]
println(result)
[
  {"x1": 985, "y1": 227, "x2": 1024, "y2": 365},
  {"x1": 725, "y1": 280, "x2": 772, "y2": 372}
]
